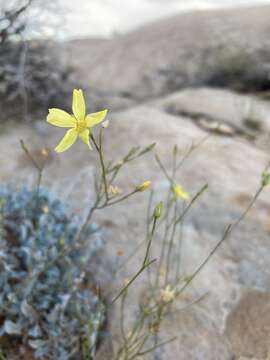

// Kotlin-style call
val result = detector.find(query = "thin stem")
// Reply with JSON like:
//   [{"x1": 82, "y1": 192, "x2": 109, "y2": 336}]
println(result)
[
  {"x1": 91, "y1": 132, "x2": 109, "y2": 202},
  {"x1": 20, "y1": 139, "x2": 43, "y2": 190},
  {"x1": 171, "y1": 292, "x2": 209, "y2": 315},
  {"x1": 175, "y1": 184, "x2": 208, "y2": 225},
  {"x1": 176, "y1": 185, "x2": 264, "y2": 297},
  {"x1": 175, "y1": 204, "x2": 184, "y2": 284},
  {"x1": 110, "y1": 259, "x2": 156, "y2": 305},
  {"x1": 129, "y1": 335, "x2": 150, "y2": 360},
  {"x1": 137, "y1": 336, "x2": 177, "y2": 356},
  {"x1": 107, "y1": 143, "x2": 155, "y2": 174},
  {"x1": 143, "y1": 217, "x2": 157, "y2": 266},
  {"x1": 164, "y1": 203, "x2": 178, "y2": 285},
  {"x1": 145, "y1": 191, "x2": 154, "y2": 284},
  {"x1": 155, "y1": 188, "x2": 173, "y2": 288},
  {"x1": 176, "y1": 224, "x2": 232, "y2": 296},
  {"x1": 155, "y1": 153, "x2": 171, "y2": 183},
  {"x1": 75, "y1": 194, "x2": 101, "y2": 242},
  {"x1": 231, "y1": 185, "x2": 263, "y2": 230},
  {"x1": 113, "y1": 237, "x2": 147, "y2": 276},
  {"x1": 126, "y1": 333, "x2": 149, "y2": 358},
  {"x1": 120, "y1": 289, "x2": 128, "y2": 345},
  {"x1": 146, "y1": 190, "x2": 154, "y2": 229},
  {"x1": 97, "y1": 190, "x2": 137, "y2": 209},
  {"x1": 176, "y1": 133, "x2": 211, "y2": 171},
  {"x1": 108, "y1": 165, "x2": 122, "y2": 186},
  {"x1": 125, "y1": 313, "x2": 147, "y2": 348}
]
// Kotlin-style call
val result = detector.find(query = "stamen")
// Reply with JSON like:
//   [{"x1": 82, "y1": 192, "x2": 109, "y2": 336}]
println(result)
[{"x1": 77, "y1": 120, "x2": 86, "y2": 133}]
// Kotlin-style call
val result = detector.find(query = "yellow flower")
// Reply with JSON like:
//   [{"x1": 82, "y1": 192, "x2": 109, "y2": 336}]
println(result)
[
  {"x1": 135, "y1": 181, "x2": 151, "y2": 192},
  {"x1": 172, "y1": 183, "x2": 189, "y2": 201},
  {"x1": 47, "y1": 89, "x2": 107, "y2": 153},
  {"x1": 160, "y1": 285, "x2": 175, "y2": 303}
]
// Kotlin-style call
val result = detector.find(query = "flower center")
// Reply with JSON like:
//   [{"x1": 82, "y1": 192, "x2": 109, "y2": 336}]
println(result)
[{"x1": 76, "y1": 119, "x2": 86, "y2": 133}]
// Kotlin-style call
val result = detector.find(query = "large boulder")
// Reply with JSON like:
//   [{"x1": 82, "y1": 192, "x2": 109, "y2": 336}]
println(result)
[
  {"x1": 66, "y1": 5, "x2": 270, "y2": 104},
  {"x1": 158, "y1": 87, "x2": 270, "y2": 151},
  {"x1": 1, "y1": 102, "x2": 270, "y2": 359}
]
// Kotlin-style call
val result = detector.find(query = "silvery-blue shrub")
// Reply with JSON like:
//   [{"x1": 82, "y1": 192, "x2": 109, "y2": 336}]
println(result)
[{"x1": 0, "y1": 185, "x2": 105, "y2": 359}]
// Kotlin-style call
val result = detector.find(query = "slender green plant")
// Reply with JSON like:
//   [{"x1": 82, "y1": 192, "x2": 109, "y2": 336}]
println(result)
[{"x1": 16, "y1": 88, "x2": 269, "y2": 360}]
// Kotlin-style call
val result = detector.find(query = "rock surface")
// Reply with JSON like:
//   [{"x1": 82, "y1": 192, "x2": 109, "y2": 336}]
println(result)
[
  {"x1": 66, "y1": 5, "x2": 270, "y2": 104},
  {"x1": 225, "y1": 290, "x2": 270, "y2": 359},
  {"x1": 1, "y1": 101, "x2": 270, "y2": 359},
  {"x1": 2, "y1": 4, "x2": 270, "y2": 360},
  {"x1": 158, "y1": 87, "x2": 270, "y2": 150}
]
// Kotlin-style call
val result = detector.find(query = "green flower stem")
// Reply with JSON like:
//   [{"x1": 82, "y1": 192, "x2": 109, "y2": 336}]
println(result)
[
  {"x1": 90, "y1": 132, "x2": 109, "y2": 202},
  {"x1": 137, "y1": 336, "x2": 177, "y2": 356},
  {"x1": 113, "y1": 236, "x2": 147, "y2": 276},
  {"x1": 176, "y1": 224, "x2": 232, "y2": 297},
  {"x1": 231, "y1": 185, "x2": 264, "y2": 229},
  {"x1": 176, "y1": 133, "x2": 211, "y2": 171},
  {"x1": 120, "y1": 289, "x2": 128, "y2": 347},
  {"x1": 124, "y1": 314, "x2": 147, "y2": 349},
  {"x1": 124, "y1": 332, "x2": 149, "y2": 359},
  {"x1": 155, "y1": 153, "x2": 171, "y2": 183},
  {"x1": 97, "y1": 190, "x2": 137, "y2": 209},
  {"x1": 174, "y1": 184, "x2": 208, "y2": 226},
  {"x1": 142, "y1": 217, "x2": 157, "y2": 267},
  {"x1": 129, "y1": 334, "x2": 150, "y2": 360},
  {"x1": 110, "y1": 259, "x2": 156, "y2": 305},
  {"x1": 164, "y1": 202, "x2": 178, "y2": 285},
  {"x1": 75, "y1": 193, "x2": 102, "y2": 242},
  {"x1": 154, "y1": 149, "x2": 179, "y2": 287},
  {"x1": 146, "y1": 190, "x2": 154, "y2": 229},
  {"x1": 107, "y1": 144, "x2": 155, "y2": 175},
  {"x1": 175, "y1": 206, "x2": 184, "y2": 284},
  {"x1": 155, "y1": 187, "x2": 173, "y2": 288},
  {"x1": 108, "y1": 165, "x2": 123, "y2": 186},
  {"x1": 20, "y1": 139, "x2": 44, "y2": 190},
  {"x1": 116, "y1": 331, "x2": 145, "y2": 360},
  {"x1": 176, "y1": 184, "x2": 264, "y2": 297}
]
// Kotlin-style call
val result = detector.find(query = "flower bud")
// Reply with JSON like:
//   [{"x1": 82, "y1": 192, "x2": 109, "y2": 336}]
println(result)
[
  {"x1": 262, "y1": 170, "x2": 270, "y2": 187},
  {"x1": 153, "y1": 202, "x2": 163, "y2": 219},
  {"x1": 172, "y1": 183, "x2": 189, "y2": 201},
  {"x1": 135, "y1": 181, "x2": 151, "y2": 192}
]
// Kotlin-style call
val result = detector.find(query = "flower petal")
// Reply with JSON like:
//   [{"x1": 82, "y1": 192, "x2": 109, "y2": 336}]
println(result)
[
  {"x1": 55, "y1": 129, "x2": 78, "y2": 153},
  {"x1": 173, "y1": 184, "x2": 189, "y2": 201},
  {"x1": 86, "y1": 110, "x2": 108, "y2": 128},
  {"x1": 72, "y1": 89, "x2": 86, "y2": 120},
  {"x1": 47, "y1": 108, "x2": 76, "y2": 128},
  {"x1": 79, "y1": 129, "x2": 93, "y2": 150}
]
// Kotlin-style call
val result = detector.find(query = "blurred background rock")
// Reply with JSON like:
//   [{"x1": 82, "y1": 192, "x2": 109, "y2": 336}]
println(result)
[{"x1": 2, "y1": 1, "x2": 270, "y2": 125}]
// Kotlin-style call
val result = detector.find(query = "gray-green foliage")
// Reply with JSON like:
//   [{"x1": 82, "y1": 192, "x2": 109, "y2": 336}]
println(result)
[{"x1": 0, "y1": 185, "x2": 105, "y2": 359}]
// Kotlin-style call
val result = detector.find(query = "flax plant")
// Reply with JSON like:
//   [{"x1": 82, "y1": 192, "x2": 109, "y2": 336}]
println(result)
[
  {"x1": 112, "y1": 144, "x2": 270, "y2": 360},
  {"x1": 15, "y1": 88, "x2": 269, "y2": 360}
]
